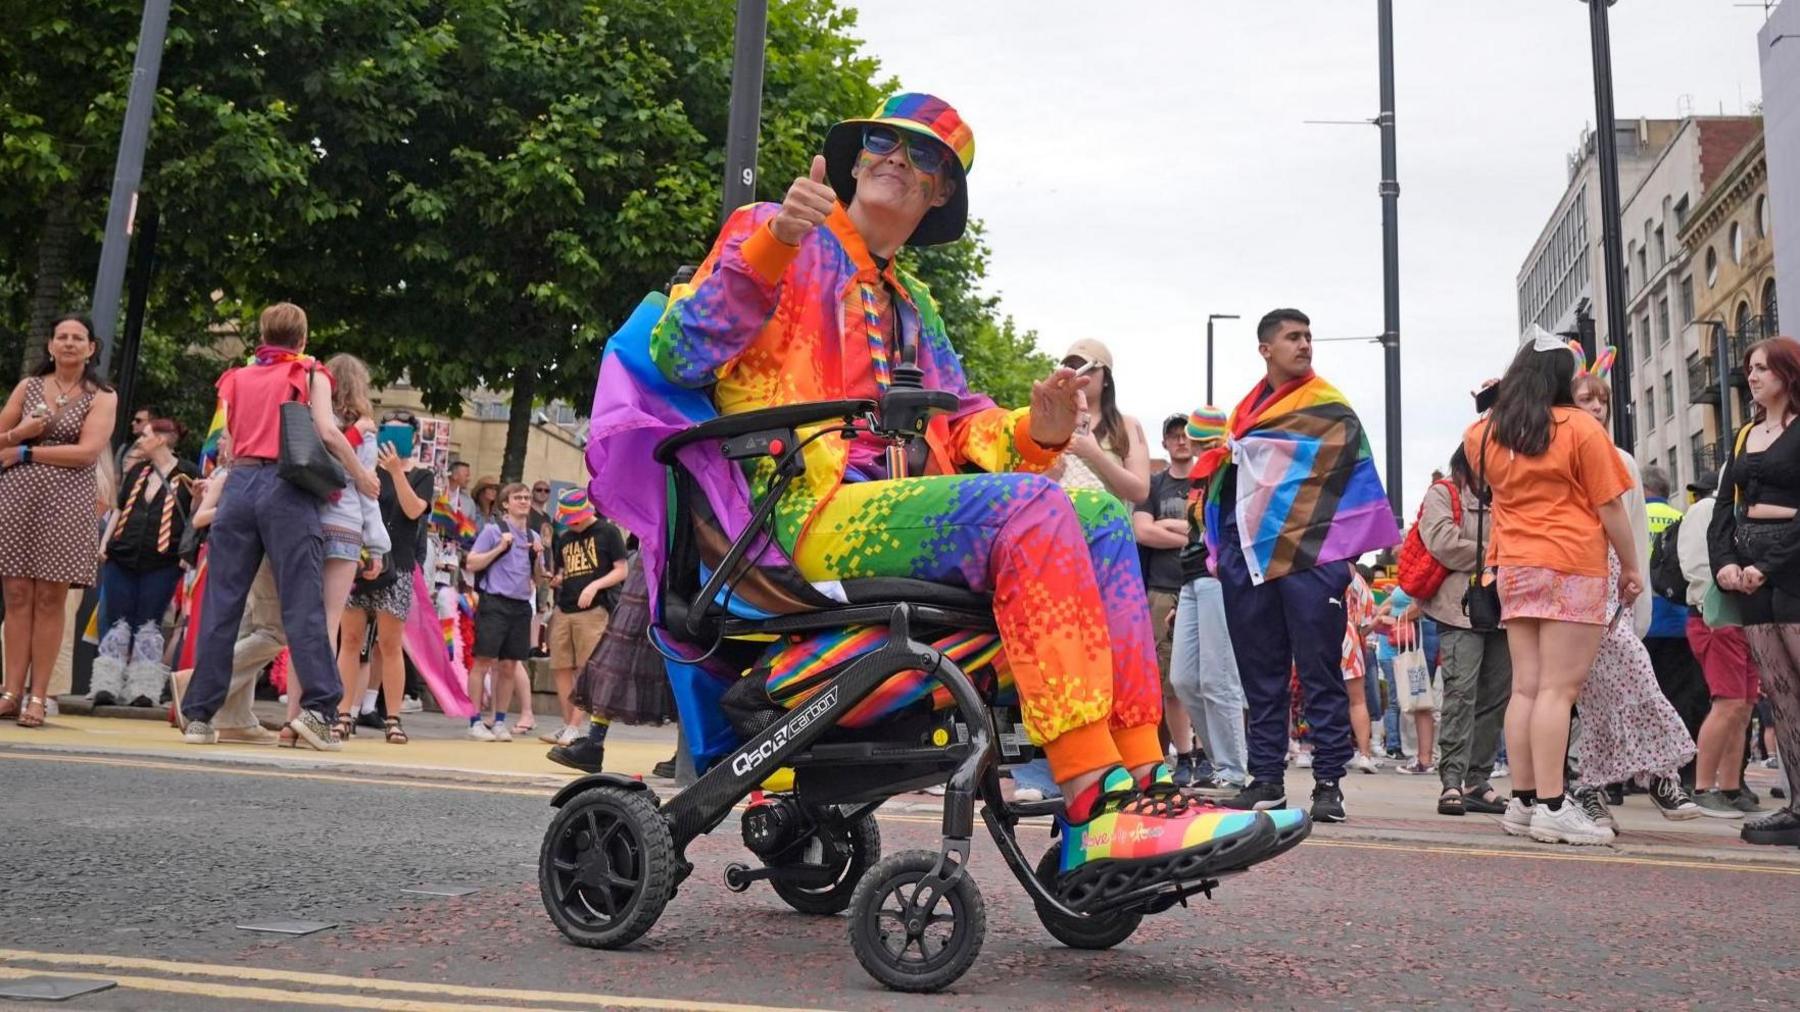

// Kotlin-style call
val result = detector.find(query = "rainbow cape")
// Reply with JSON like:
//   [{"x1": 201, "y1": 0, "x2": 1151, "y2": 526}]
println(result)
[{"x1": 1203, "y1": 373, "x2": 1399, "y2": 585}]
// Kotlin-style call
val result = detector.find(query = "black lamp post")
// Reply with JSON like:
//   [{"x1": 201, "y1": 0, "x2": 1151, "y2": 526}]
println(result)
[
  {"x1": 1206, "y1": 313, "x2": 1239, "y2": 405},
  {"x1": 1582, "y1": 0, "x2": 1635, "y2": 450}
]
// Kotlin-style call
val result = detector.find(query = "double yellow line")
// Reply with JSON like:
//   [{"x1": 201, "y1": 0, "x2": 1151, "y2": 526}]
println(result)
[{"x1": 0, "y1": 949, "x2": 827, "y2": 1011}]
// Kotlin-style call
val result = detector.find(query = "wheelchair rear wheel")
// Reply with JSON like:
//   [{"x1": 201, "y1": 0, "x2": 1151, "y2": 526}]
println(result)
[
  {"x1": 769, "y1": 811, "x2": 881, "y2": 916},
  {"x1": 848, "y1": 850, "x2": 985, "y2": 993},
  {"x1": 540, "y1": 786, "x2": 675, "y2": 949},
  {"x1": 1031, "y1": 847, "x2": 1143, "y2": 949}
]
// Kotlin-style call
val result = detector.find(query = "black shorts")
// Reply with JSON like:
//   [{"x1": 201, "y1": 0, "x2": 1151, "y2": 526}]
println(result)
[{"x1": 474, "y1": 594, "x2": 533, "y2": 661}]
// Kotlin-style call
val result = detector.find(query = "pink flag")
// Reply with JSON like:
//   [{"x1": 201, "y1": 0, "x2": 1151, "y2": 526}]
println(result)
[{"x1": 402, "y1": 568, "x2": 475, "y2": 718}]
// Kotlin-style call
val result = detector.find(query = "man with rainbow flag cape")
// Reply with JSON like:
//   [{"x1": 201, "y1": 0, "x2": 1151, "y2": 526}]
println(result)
[
  {"x1": 1206, "y1": 308, "x2": 1401, "y2": 822},
  {"x1": 592, "y1": 92, "x2": 1292, "y2": 894}
]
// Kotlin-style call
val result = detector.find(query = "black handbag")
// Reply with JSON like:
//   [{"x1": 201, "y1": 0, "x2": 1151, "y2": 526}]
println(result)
[
  {"x1": 278, "y1": 363, "x2": 347, "y2": 498},
  {"x1": 1464, "y1": 420, "x2": 1504, "y2": 632}
]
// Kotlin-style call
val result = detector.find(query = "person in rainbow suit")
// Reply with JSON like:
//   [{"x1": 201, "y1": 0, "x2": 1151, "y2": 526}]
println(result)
[{"x1": 649, "y1": 93, "x2": 1287, "y2": 888}]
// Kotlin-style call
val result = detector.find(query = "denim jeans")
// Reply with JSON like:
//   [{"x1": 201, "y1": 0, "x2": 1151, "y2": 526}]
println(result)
[
  {"x1": 1379, "y1": 656, "x2": 1403, "y2": 753},
  {"x1": 181, "y1": 464, "x2": 341, "y2": 723},
  {"x1": 1170, "y1": 576, "x2": 1249, "y2": 785},
  {"x1": 98, "y1": 561, "x2": 183, "y2": 630}
]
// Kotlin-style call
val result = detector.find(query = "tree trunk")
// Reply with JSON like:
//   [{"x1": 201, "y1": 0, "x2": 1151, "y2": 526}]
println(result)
[
  {"x1": 501, "y1": 364, "x2": 538, "y2": 483},
  {"x1": 25, "y1": 189, "x2": 81, "y2": 375}
]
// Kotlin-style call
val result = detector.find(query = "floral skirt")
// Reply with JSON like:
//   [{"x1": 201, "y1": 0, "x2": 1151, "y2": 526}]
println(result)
[
  {"x1": 1573, "y1": 551, "x2": 1696, "y2": 787},
  {"x1": 1497, "y1": 565, "x2": 1608, "y2": 625}
]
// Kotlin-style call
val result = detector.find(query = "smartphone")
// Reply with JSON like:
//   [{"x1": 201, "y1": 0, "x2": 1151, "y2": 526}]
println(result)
[
  {"x1": 377, "y1": 422, "x2": 415, "y2": 460},
  {"x1": 1474, "y1": 383, "x2": 1500, "y2": 414}
]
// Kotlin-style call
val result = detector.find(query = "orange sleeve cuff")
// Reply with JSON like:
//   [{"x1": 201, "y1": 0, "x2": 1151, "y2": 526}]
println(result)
[
  {"x1": 1013, "y1": 415, "x2": 1063, "y2": 467},
  {"x1": 740, "y1": 221, "x2": 802, "y2": 286}
]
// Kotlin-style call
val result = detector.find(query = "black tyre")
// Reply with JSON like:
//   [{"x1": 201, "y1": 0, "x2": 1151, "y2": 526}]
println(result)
[
  {"x1": 769, "y1": 812, "x2": 881, "y2": 916},
  {"x1": 539, "y1": 786, "x2": 675, "y2": 949},
  {"x1": 1031, "y1": 847, "x2": 1143, "y2": 949},
  {"x1": 848, "y1": 850, "x2": 985, "y2": 993}
]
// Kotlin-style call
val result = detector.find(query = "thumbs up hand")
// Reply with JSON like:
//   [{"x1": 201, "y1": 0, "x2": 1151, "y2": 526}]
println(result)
[{"x1": 770, "y1": 155, "x2": 838, "y2": 246}]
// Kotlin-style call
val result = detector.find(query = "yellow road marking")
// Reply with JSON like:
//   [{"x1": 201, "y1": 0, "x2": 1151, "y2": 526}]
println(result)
[
  {"x1": 8, "y1": 748, "x2": 1795, "y2": 877},
  {"x1": 0, "y1": 966, "x2": 559, "y2": 1011},
  {"x1": 0, "y1": 950, "x2": 830, "y2": 1012}
]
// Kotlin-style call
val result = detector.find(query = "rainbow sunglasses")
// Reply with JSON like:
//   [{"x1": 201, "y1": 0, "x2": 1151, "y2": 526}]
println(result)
[{"x1": 861, "y1": 124, "x2": 953, "y2": 176}]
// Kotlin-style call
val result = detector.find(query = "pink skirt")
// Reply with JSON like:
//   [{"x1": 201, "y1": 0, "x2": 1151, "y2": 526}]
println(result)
[{"x1": 1497, "y1": 565, "x2": 1608, "y2": 625}]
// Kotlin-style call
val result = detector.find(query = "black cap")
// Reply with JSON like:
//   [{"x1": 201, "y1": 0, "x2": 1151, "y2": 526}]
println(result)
[
  {"x1": 1687, "y1": 470, "x2": 1719, "y2": 495},
  {"x1": 1162, "y1": 413, "x2": 1188, "y2": 437}
]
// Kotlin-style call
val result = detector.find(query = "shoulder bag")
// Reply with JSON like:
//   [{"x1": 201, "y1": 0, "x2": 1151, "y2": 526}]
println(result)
[
  {"x1": 278, "y1": 363, "x2": 348, "y2": 498},
  {"x1": 1463, "y1": 421, "x2": 1504, "y2": 631}
]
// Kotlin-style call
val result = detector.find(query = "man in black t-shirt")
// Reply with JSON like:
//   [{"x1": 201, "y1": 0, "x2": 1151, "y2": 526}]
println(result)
[
  {"x1": 1134, "y1": 415, "x2": 1205, "y2": 782},
  {"x1": 541, "y1": 488, "x2": 627, "y2": 749}
]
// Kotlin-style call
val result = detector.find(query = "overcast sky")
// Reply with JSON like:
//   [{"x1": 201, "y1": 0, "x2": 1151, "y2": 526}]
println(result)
[{"x1": 842, "y1": 0, "x2": 1773, "y2": 505}]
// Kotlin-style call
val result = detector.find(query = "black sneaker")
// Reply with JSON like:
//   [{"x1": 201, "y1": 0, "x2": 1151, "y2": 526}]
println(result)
[
  {"x1": 548, "y1": 738, "x2": 605, "y2": 774},
  {"x1": 1573, "y1": 786, "x2": 1615, "y2": 829},
  {"x1": 651, "y1": 754, "x2": 678, "y2": 779},
  {"x1": 1310, "y1": 779, "x2": 1346, "y2": 823},
  {"x1": 1222, "y1": 781, "x2": 1287, "y2": 811},
  {"x1": 1741, "y1": 807, "x2": 1800, "y2": 846},
  {"x1": 1649, "y1": 777, "x2": 1702, "y2": 820},
  {"x1": 1604, "y1": 783, "x2": 1626, "y2": 807}
]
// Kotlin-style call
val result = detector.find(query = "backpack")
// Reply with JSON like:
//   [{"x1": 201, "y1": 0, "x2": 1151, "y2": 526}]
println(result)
[
  {"x1": 1396, "y1": 480, "x2": 1460, "y2": 599},
  {"x1": 1649, "y1": 516, "x2": 1687, "y2": 605}
]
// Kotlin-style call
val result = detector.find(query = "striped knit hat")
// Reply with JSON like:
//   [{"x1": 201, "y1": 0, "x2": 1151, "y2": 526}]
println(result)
[
  {"x1": 554, "y1": 487, "x2": 596, "y2": 532},
  {"x1": 1187, "y1": 406, "x2": 1229, "y2": 447}
]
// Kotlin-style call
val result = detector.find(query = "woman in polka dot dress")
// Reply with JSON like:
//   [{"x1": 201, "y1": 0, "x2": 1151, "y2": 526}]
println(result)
[{"x1": 0, "y1": 314, "x2": 120, "y2": 727}]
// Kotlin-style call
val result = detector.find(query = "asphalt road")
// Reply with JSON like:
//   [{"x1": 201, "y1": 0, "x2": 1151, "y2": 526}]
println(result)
[{"x1": 1, "y1": 751, "x2": 1792, "y2": 1010}]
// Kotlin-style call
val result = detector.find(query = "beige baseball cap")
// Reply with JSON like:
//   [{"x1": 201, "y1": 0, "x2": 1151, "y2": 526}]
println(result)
[{"x1": 1062, "y1": 338, "x2": 1114, "y2": 371}]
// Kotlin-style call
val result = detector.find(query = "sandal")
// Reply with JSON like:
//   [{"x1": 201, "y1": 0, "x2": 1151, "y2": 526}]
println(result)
[
  {"x1": 384, "y1": 716, "x2": 408, "y2": 745},
  {"x1": 335, "y1": 713, "x2": 356, "y2": 741},
  {"x1": 1463, "y1": 787, "x2": 1507, "y2": 814},
  {"x1": 17, "y1": 696, "x2": 47, "y2": 729},
  {"x1": 1437, "y1": 787, "x2": 1465, "y2": 816},
  {"x1": 0, "y1": 691, "x2": 18, "y2": 721}
]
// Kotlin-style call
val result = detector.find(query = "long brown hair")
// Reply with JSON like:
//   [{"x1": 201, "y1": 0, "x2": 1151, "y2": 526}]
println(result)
[
  {"x1": 1090, "y1": 367, "x2": 1130, "y2": 460},
  {"x1": 325, "y1": 353, "x2": 372, "y2": 427},
  {"x1": 1745, "y1": 338, "x2": 1800, "y2": 424}
]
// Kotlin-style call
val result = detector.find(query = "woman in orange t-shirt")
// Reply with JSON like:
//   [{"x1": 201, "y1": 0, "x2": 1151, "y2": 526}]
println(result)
[{"x1": 1461, "y1": 332, "x2": 1641, "y2": 845}]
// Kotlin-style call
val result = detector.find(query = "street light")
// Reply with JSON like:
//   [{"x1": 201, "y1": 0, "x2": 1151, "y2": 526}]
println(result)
[
  {"x1": 1580, "y1": 0, "x2": 1635, "y2": 450},
  {"x1": 1206, "y1": 313, "x2": 1239, "y2": 404}
]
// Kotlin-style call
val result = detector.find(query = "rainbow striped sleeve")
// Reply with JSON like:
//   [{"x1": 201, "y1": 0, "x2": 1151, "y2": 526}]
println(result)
[{"x1": 650, "y1": 203, "x2": 787, "y2": 389}]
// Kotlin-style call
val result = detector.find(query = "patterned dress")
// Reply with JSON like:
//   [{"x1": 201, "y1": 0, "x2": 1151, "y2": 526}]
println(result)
[
  {"x1": 1572, "y1": 549, "x2": 1698, "y2": 788},
  {"x1": 0, "y1": 376, "x2": 101, "y2": 586}
]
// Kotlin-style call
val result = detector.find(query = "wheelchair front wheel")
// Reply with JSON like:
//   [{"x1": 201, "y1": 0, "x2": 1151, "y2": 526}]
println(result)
[
  {"x1": 1031, "y1": 847, "x2": 1143, "y2": 949},
  {"x1": 849, "y1": 850, "x2": 985, "y2": 993},
  {"x1": 540, "y1": 786, "x2": 675, "y2": 949}
]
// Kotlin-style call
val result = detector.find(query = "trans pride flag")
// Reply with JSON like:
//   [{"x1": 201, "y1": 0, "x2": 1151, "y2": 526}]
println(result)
[{"x1": 1203, "y1": 373, "x2": 1399, "y2": 585}]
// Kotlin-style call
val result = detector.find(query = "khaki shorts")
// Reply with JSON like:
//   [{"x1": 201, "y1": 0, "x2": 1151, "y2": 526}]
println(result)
[
  {"x1": 549, "y1": 606, "x2": 610, "y2": 670},
  {"x1": 1149, "y1": 589, "x2": 1179, "y2": 689}
]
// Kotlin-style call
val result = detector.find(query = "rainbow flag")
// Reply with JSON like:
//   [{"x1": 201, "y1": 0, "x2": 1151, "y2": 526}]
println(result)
[
  {"x1": 197, "y1": 399, "x2": 228, "y2": 476},
  {"x1": 1204, "y1": 373, "x2": 1400, "y2": 585}
]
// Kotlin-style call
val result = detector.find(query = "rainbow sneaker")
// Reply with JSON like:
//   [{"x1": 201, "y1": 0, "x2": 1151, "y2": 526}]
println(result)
[
  {"x1": 1133, "y1": 762, "x2": 1313, "y2": 870},
  {"x1": 1052, "y1": 767, "x2": 1277, "y2": 910}
]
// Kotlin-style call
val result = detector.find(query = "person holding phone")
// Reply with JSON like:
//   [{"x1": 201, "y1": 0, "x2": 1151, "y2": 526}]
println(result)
[
  {"x1": 464, "y1": 482, "x2": 542, "y2": 740},
  {"x1": 338, "y1": 411, "x2": 434, "y2": 743}
]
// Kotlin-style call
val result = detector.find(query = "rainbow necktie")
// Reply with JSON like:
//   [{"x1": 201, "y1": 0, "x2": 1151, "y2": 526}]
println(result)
[{"x1": 860, "y1": 283, "x2": 892, "y2": 393}]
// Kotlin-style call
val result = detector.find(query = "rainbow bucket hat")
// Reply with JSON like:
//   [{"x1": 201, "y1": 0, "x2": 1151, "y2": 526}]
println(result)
[
  {"x1": 823, "y1": 93, "x2": 974, "y2": 247},
  {"x1": 554, "y1": 487, "x2": 596, "y2": 532}
]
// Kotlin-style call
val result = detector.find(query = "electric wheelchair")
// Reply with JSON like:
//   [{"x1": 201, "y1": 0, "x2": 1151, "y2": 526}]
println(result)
[{"x1": 539, "y1": 359, "x2": 1311, "y2": 993}]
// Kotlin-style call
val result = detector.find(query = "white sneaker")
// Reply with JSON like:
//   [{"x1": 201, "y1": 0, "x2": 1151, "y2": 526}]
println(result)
[
  {"x1": 1013, "y1": 787, "x2": 1046, "y2": 803},
  {"x1": 400, "y1": 695, "x2": 424, "y2": 714},
  {"x1": 1529, "y1": 801, "x2": 1615, "y2": 846},
  {"x1": 1349, "y1": 752, "x2": 1382, "y2": 775},
  {"x1": 1492, "y1": 762, "x2": 1510, "y2": 779},
  {"x1": 1500, "y1": 797, "x2": 1533, "y2": 837},
  {"x1": 467, "y1": 722, "x2": 497, "y2": 742},
  {"x1": 491, "y1": 720, "x2": 513, "y2": 742},
  {"x1": 1296, "y1": 751, "x2": 1314, "y2": 769}
]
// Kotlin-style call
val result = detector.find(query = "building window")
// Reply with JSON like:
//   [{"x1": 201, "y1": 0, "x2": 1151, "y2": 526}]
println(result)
[
  {"x1": 1654, "y1": 226, "x2": 1666, "y2": 266},
  {"x1": 1730, "y1": 221, "x2": 1744, "y2": 265},
  {"x1": 1657, "y1": 296, "x2": 1671, "y2": 346},
  {"x1": 1663, "y1": 372, "x2": 1675, "y2": 421},
  {"x1": 1706, "y1": 247, "x2": 1719, "y2": 288},
  {"x1": 1757, "y1": 195, "x2": 1770, "y2": 239},
  {"x1": 1765, "y1": 277, "x2": 1781, "y2": 335},
  {"x1": 1636, "y1": 245, "x2": 1649, "y2": 282},
  {"x1": 1738, "y1": 301, "x2": 1754, "y2": 338},
  {"x1": 1645, "y1": 386, "x2": 1656, "y2": 431},
  {"x1": 1679, "y1": 275, "x2": 1695, "y2": 326},
  {"x1": 1674, "y1": 195, "x2": 1690, "y2": 230}
]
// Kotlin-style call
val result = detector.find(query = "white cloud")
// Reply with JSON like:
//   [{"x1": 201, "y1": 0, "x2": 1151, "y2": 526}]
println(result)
[{"x1": 841, "y1": 0, "x2": 1770, "y2": 503}]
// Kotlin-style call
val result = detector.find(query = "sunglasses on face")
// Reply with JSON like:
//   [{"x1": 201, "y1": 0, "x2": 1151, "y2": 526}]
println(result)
[{"x1": 862, "y1": 125, "x2": 951, "y2": 176}]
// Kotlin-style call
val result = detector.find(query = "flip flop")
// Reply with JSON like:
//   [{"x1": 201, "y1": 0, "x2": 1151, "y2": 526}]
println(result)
[{"x1": 1437, "y1": 788, "x2": 1465, "y2": 816}]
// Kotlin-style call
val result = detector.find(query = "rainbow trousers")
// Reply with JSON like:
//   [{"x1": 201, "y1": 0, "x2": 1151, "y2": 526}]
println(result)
[{"x1": 783, "y1": 472, "x2": 1163, "y2": 782}]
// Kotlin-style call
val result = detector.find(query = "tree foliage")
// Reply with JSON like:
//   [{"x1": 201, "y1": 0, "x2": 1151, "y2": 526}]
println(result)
[{"x1": 1, "y1": 0, "x2": 1044, "y2": 470}]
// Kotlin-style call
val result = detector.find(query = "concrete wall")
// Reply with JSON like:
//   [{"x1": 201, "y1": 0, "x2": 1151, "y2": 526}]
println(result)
[{"x1": 1763, "y1": 8, "x2": 1800, "y2": 334}]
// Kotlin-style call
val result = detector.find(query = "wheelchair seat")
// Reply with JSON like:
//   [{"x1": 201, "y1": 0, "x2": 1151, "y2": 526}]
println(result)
[{"x1": 839, "y1": 578, "x2": 991, "y2": 613}]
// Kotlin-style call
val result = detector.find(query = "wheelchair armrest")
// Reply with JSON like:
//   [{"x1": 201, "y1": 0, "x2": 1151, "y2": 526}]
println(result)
[{"x1": 653, "y1": 400, "x2": 876, "y2": 465}]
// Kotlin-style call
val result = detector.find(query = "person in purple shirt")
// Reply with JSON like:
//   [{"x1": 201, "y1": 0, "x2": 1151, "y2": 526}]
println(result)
[{"x1": 464, "y1": 482, "x2": 543, "y2": 741}]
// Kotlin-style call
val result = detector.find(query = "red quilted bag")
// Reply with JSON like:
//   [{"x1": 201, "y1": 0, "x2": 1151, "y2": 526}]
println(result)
[{"x1": 1396, "y1": 480, "x2": 1460, "y2": 598}]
